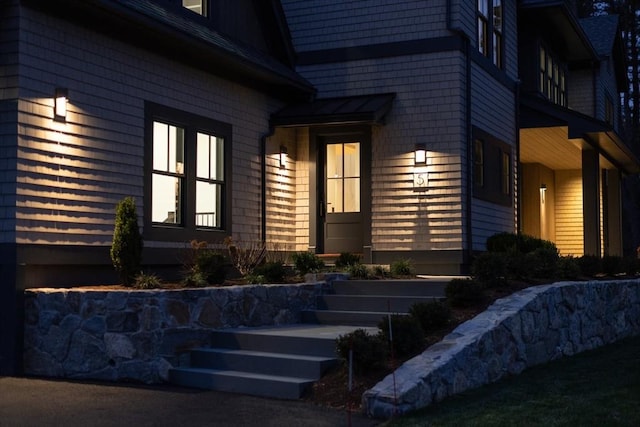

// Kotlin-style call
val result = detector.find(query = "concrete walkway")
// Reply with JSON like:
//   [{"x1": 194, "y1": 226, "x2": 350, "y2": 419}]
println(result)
[{"x1": 0, "y1": 376, "x2": 380, "y2": 427}]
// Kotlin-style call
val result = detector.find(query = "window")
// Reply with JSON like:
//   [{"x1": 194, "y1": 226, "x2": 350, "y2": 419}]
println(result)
[
  {"x1": 477, "y1": 0, "x2": 503, "y2": 68},
  {"x1": 473, "y1": 139, "x2": 484, "y2": 188},
  {"x1": 539, "y1": 45, "x2": 567, "y2": 107},
  {"x1": 501, "y1": 151, "x2": 510, "y2": 195},
  {"x1": 182, "y1": 0, "x2": 206, "y2": 16},
  {"x1": 326, "y1": 142, "x2": 361, "y2": 213},
  {"x1": 145, "y1": 103, "x2": 231, "y2": 241},
  {"x1": 472, "y1": 127, "x2": 512, "y2": 206},
  {"x1": 605, "y1": 96, "x2": 614, "y2": 125}
]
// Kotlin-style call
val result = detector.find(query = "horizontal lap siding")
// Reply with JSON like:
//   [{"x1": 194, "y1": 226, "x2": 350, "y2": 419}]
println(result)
[
  {"x1": 555, "y1": 170, "x2": 583, "y2": 256},
  {"x1": 470, "y1": 64, "x2": 518, "y2": 250},
  {"x1": 296, "y1": 51, "x2": 466, "y2": 252},
  {"x1": 17, "y1": 10, "x2": 279, "y2": 247}
]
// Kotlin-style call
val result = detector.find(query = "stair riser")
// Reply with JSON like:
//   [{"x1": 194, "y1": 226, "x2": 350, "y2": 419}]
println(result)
[
  {"x1": 190, "y1": 350, "x2": 336, "y2": 379},
  {"x1": 331, "y1": 280, "x2": 447, "y2": 296},
  {"x1": 319, "y1": 295, "x2": 443, "y2": 312},
  {"x1": 302, "y1": 310, "x2": 404, "y2": 327},
  {"x1": 169, "y1": 369, "x2": 312, "y2": 400},
  {"x1": 211, "y1": 331, "x2": 337, "y2": 357}
]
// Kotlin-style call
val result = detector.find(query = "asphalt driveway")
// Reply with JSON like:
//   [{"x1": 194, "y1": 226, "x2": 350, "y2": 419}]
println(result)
[{"x1": 0, "y1": 377, "x2": 380, "y2": 427}]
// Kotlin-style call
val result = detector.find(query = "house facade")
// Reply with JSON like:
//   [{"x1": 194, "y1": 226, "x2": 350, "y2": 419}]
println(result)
[{"x1": 0, "y1": 0, "x2": 636, "y2": 374}]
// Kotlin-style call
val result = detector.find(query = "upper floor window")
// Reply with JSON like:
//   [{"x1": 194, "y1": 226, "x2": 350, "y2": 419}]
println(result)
[
  {"x1": 473, "y1": 139, "x2": 484, "y2": 188},
  {"x1": 539, "y1": 45, "x2": 567, "y2": 107},
  {"x1": 183, "y1": 0, "x2": 206, "y2": 16},
  {"x1": 477, "y1": 0, "x2": 503, "y2": 68},
  {"x1": 145, "y1": 103, "x2": 231, "y2": 241},
  {"x1": 605, "y1": 95, "x2": 614, "y2": 126}
]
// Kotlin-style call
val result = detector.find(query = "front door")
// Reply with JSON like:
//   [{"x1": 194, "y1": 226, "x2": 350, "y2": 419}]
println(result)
[{"x1": 322, "y1": 139, "x2": 363, "y2": 253}]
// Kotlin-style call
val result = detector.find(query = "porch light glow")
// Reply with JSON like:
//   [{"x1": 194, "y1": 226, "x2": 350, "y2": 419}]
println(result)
[
  {"x1": 414, "y1": 143, "x2": 426, "y2": 165},
  {"x1": 279, "y1": 145, "x2": 288, "y2": 169},
  {"x1": 540, "y1": 183, "x2": 547, "y2": 204},
  {"x1": 54, "y1": 88, "x2": 68, "y2": 122}
]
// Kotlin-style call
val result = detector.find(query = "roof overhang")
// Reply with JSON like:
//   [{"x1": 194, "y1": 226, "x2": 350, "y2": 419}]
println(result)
[
  {"x1": 520, "y1": 96, "x2": 640, "y2": 174},
  {"x1": 22, "y1": 0, "x2": 315, "y2": 102},
  {"x1": 519, "y1": 0, "x2": 598, "y2": 62},
  {"x1": 270, "y1": 93, "x2": 396, "y2": 127}
]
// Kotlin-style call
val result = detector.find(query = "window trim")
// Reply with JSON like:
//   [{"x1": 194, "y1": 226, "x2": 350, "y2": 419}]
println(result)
[
  {"x1": 538, "y1": 43, "x2": 567, "y2": 107},
  {"x1": 472, "y1": 127, "x2": 512, "y2": 206},
  {"x1": 144, "y1": 102, "x2": 232, "y2": 242},
  {"x1": 477, "y1": 0, "x2": 504, "y2": 69}
]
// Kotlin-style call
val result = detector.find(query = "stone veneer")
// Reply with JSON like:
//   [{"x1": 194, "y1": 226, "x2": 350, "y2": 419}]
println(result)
[
  {"x1": 362, "y1": 279, "x2": 640, "y2": 419},
  {"x1": 23, "y1": 281, "x2": 329, "y2": 383}
]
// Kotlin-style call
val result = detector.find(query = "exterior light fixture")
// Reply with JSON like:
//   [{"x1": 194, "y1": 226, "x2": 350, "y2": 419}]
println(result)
[
  {"x1": 279, "y1": 145, "x2": 288, "y2": 169},
  {"x1": 414, "y1": 143, "x2": 426, "y2": 165},
  {"x1": 540, "y1": 183, "x2": 547, "y2": 204},
  {"x1": 54, "y1": 88, "x2": 68, "y2": 122}
]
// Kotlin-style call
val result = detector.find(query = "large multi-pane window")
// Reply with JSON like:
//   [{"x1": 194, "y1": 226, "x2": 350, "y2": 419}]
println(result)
[
  {"x1": 477, "y1": 0, "x2": 503, "y2": 68},
  {"x1": 539, "y1": 45, "x2": 567, "y2": 107},
  {"x1": 146, "y1": 103, "x2": 231, "y2": 240}
]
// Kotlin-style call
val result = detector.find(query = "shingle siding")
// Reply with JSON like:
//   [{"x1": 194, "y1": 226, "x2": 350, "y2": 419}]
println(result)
[{"x1": 15, "y1": 8, "x2": 282, "y2": 247}]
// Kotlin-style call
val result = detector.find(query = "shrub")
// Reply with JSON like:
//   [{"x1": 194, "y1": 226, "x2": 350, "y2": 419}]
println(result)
[
  {"x1": 378, "y1": 314, "x2": 424, "y2": 357},
  {"x1": 372, "y1": 265, "x2": 390, "y2": 278},
  {"x1": 621, "y1": 256, "x2": 640, "y2": 276},
  {"x1": 578, "y1": 255, "x2": 602, "y2": 277},
  {"x1": 471, "y1": 251, "x2": 508, "y2": 287},
  {"x1": 347, "y1": 263, "x2": 370, "y2": 279},
  {"x1": 486, "y1": 232, "x2": 519, "y2": 253},
  {"x1": 557, "y1": 256, "x2": 582, "y2": 280},
  {"x1": 133, "y1": 272, "x2": 161, "y2": 289},
  {"x1": 409, "y1": 300, "x2": 452, "y2": 334},
  {"x1": 526, "y1": 246, "x2": 560, "y2": 279},
  {"x1": 336, "y1": 329, "x2": 388, "y2": 375},
  {"x1": 224, "y1": 237, "x2": 266, "y2": 276},
  {"x1": 602, "y1": 256, "x2": 624, "y2": 276},
  {"x1": 252, "y1": 260, "x2": 287, "y2": 283},
  {"x1": 390, "y1": 258, "x2": 414, "y2": 277},
  {"x1": 110, "y1": 197, "x2": 143, "y2": 286},
  {"x1": 291, "y1": 251, "x2": 325, "y2": 275},
  {"x1": 182, "y1": 240, "x2": 227, "y2": 287},
  {"x1": 335, "y1": 252, "x2": 361, "y2": 269},
  {"x1": 445, "y1": 278, "x2": 485, "y2": 308}
]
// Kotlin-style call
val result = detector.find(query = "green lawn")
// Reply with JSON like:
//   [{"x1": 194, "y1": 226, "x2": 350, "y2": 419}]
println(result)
[{"x1": 383, "y1": 335, "x2": 640, "y2": 427}]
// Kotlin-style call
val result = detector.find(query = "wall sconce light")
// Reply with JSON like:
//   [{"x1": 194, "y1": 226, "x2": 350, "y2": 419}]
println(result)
[
  {"x1": 54, "y1": 88, "x2": 68, "y2": 122},
  {"x1": 279, "y1": 145, "x2": 288, "y2": 169},
  {"x1": 540, "y1": 183, "x2": 547, "y2": 204},
  {"x1": 414, "y1": 143, "x2": 426, "y2": 165}
]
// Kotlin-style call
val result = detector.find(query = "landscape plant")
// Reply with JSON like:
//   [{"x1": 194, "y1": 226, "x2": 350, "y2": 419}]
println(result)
[
  {"x1": 133, "y1": 271, "x2": 162, "y2": 289},
  {"x1": 224, "y1": 237, "x2": 266, "y2": 277},
  {"x1": 110, "y1": 196, "x2": 143, "y2": 286},
  {"x1": 390, "y1": 258, "x2": 414, "y2": 277},
  {"x1": 291, "y1": 251, "x2": 325, "y2": 275},
  {"x1": 378, "y1": 314, "x2": 425, "y2": 357},
  {"x1": 336, "y1": 328, "x2": 389, "y2": 375},
  {"x1": 335, "y1": 252, "x2": 361, "y2": 269},
  {"x1": 182, "y1": 240, "x2": 227, "y2": 287},
  {"x1": 408, "y1": 300, "x2": 452, "y2": 334}
]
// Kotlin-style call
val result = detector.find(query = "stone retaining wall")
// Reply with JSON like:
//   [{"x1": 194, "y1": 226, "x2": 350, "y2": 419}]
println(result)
[
  {"x1": 362, "y1": 279, "x2": 640, "y2": 419},
  {"x1": 23, "y1": 282, "x2": 327, "y2": 383}
]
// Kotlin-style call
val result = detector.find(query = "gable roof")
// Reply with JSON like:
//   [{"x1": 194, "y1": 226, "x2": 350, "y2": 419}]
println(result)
[
  {"x1": 580, "y1": 15, "x2": 619, "y2": 56},
  {"x1": 23, "y1": 0, "x2": 315, "y2": 101},
  {"x1": 580, "y1": 14, "x2": 628, "y2": 89},
  {"x1": 519, "y1": 0, "x2": 599, "y2": 62}
]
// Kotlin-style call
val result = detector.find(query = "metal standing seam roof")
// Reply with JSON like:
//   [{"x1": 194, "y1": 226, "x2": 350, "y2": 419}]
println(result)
[{"x1": 270, "y1": 93, "x2": 396, "y2": 127}]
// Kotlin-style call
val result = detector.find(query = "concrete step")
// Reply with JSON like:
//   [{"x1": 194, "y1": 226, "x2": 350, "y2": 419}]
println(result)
[
  {"x1": 301, "y1": 309, "x2": 404, "y2": 327},
  {"x1": 189, "y1": 348, "x2": 337, "y2": 379},
  {"x1": 331, "y1": 279, "x2": 447, "y2": 297},
  {"x1": 318, "y1": 294, "x2": 444, "y2": 313},
  {"x1": 169, "y1": 367, "x2": 315, "y2": 400},
  {"x1": 210, "y1": 326, "x2": 340, "y2": 358}
]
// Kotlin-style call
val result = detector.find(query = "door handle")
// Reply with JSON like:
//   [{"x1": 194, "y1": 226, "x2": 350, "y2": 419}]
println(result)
[{"x1": 319, "y1": 200, "x2": 325, "y2": 217}]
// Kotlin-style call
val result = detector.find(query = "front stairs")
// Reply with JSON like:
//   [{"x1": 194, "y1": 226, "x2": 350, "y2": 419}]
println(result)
[{"x1": 169, "y1": 277, "x2": 448, "y2": 399}]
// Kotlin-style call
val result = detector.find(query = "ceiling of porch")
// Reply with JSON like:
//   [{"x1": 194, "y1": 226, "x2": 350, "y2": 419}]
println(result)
[{"x1": 520, "y1": 126, "x2": 615, "y2": 170}]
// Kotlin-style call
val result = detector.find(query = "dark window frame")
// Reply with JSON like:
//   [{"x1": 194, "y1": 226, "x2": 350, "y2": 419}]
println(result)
[
  {"x1": 472, "y1": 127, "x2": 512, "y2": 206},
  {"x1": 604, "y1": 94, "x2": 614, "y2": 126},
  {"x1": 144, "y1": 102, "x2": 232, "y2": 242},
  {"x1": 538, "y1": 43, "x2": 567, "y2": 107},
  {"x1": 477, "y1": 0, "x2": 504, "y2": 69}
]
